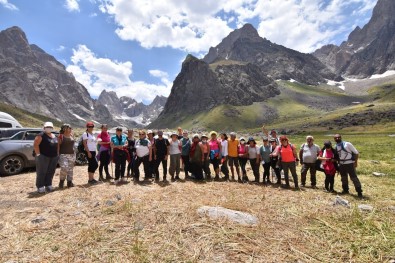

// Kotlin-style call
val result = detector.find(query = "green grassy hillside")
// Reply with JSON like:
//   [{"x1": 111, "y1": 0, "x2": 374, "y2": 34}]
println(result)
[
  {"x1": 153, "y1": 80, "x2": 395, "y2": 132},
  {"x1": 0, "y1": 102, "x2": 61, "y2": 129}
]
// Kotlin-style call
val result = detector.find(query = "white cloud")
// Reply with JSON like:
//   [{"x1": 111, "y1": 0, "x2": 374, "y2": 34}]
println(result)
[
  {"x1": 0, "y1": 0, "x2": 18, "y2": 10},
  {"x1": 64, "y1": 0, "x2": 80, "y2": 12},
  {"x1": 66, "y1": 45, "x2": 171, "y2": 103},
  {"x1": 98, "y1": 0, "x2": 376, "y2": 53},
  {"x1": 56, "y1": 45, "x2": 65, "y2": 52}
]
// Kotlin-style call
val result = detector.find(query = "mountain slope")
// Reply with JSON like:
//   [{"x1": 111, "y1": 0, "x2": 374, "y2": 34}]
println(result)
[
  {"x1": 203, "y1": 24, "x2": 338, "y2": 84},
  {"x1": 314, "y1": 0, "x2": 395, "y2": 78},
  {"x1": 0, "y1": 26, "x2": 116, "y2": 126}
]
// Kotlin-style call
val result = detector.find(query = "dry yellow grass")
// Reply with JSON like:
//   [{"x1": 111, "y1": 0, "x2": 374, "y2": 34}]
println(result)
[{"x1": 0, "y1": 161, "x2": 394, "y2": 263}]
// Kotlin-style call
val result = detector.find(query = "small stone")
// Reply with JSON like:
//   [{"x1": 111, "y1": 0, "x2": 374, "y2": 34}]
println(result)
[
  {"x1": 358, "y1": 204, "x2": 373, "y2": 212},
  {"x1": 197, "y1": 206, "x2": 259, "y2": 226},
  {"x1": 369, "y1": 160, "x2": 380, "y2": 164},
  {"x1": 372, "y1": 172, "x2": 386, "y2": 177},
  {"x1": 389, "y1": 206, "x2": 395, "y2": 213},
  {"x1": 93, "y1": 202, "x2": 100, "y2": 208},
  {"x1": 333, "y1": 196, "x2": 350, "y2": 208},
  {"x1": 31, "y1": 217, "x2": 46, "y2": 224},
  {"x1": 105, "y1": 200, "x2": 115, "y2": 206},
  {"x1": 115, "y1": 194, "x2": 122, "y2": 201}
]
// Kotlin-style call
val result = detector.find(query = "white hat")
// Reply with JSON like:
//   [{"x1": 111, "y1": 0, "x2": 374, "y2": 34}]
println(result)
[
  {"x1": 147, "y1": 130, "x2": 153, "y2": 134},
  {"x1": 43, "y1": 122, "x2": 54, "y2": 128}
]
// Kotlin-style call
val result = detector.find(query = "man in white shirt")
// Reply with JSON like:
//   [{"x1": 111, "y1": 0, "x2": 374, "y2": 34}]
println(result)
[
  {"x1": 334, "y1": 134, "x2": 362, "y2": 198},
  {"x1": 299, "y1": 135, "x2": 321, "y2": 188}
]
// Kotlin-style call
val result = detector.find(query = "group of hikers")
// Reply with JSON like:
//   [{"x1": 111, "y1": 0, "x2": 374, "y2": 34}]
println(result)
[{"x1": 33, "y1": 122, "x2": 363, "y2": 198}]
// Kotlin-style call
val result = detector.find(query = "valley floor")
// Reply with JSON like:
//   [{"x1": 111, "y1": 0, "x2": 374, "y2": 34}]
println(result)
[{"x1": 0, "y1": 157, "x2": 394, "y2": 262}]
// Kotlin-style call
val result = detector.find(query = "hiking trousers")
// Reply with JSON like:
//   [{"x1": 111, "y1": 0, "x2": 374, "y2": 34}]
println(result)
[
  {"x1": 339, "y1": 163, "x2": 362, "y2": 193},
  {"x1": 300, "y1": 162, "x2": 317, "y2": 186},
  {"x1": 181, "y1": 155, "x2": 190, "y2": 176},
  {"x1": 134, "y1": 155, "x2": 151, "y2": 180},
  {"x1": 262, "y1": 162, "x2": 271, "y2": 182},
  {"x1": 169, "y1": 153, "x2": 181, "y2": 176},
  {"x1": 249, "y1": 158, "x2": 260, "y2": 182},
  {"x1": 36, "y1": 155, "x2": 59, "y2": 188},
  {"x1": 281, "y1": 161, "x2": 298, "y2": 188}
]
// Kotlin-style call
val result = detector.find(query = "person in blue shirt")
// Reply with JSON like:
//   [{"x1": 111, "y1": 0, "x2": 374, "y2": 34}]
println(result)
[
  {"x1": 259, "y1": 137, "x2": 272, "y2": 184},
  {"x1": 110, "y1": 127, "x2": 128, "y2": 184}
]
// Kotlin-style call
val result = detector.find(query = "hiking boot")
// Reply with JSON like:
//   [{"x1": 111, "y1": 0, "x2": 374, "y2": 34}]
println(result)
[
  {"x1": 67, "y1": 181, "x2": 74, "y2": 188},
  {"x1": 88, "y1": 179, "x2": 99, "y2": 185},
  {"x1": 340, "y1": 190, "x2": 349, "y2": 195},
  {"x1": 37, "y1": 187, "x2": 45, "y2": 194},
  {"x1": 59, "y1": 180, "x2": 65, "y2": 189},
  {"x1": 105, "y1": 174, "x2": 114, "y2": 180},
  {"x1": 357, "y1": 192, "x2": 363, "y2": 198},
  {"x1": 46, "y1": 186, "x2": 54, "y2": 192}
]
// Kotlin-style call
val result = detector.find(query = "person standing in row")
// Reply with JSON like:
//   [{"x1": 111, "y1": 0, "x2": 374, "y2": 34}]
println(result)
[
  {"x1": 228, "y1": 132, "x2": 240, "y2": 182},
  {"x1": 220, "y1": 133, "x2": 229, "y2": 181},
  {"x1": 259, "y1": 137, "x2": 272, "y2": 184},
  {"x1": 200, "y1": 134, "x2": 211, "y2": 179},
  {"x1": 238, "y1": 137, "x2": 248, "y2": 183},
  {"x1": 153, "y1": 130, "x2": 170, "y2": 182},
  {"x1": 147, "y1": 130, "x2": 156, "y2": 179},
  {"x1": 299, "y1": 135, "x2": 320, "y2": 188},
  {"x1": 273, "y1": 136, "x2": 299, "y2": 189},
  {"x1": 318, "y1": 140, "x2": 338, "y2": 193},
  {"x1": 169, "y1": 132, "x2": 182, "y2": 181},
  {"x1": 34, "y1": 122, "x2": 59, "y2": 193},
  {"x1": 134, "y1": 130, "x2": 152, "y2": 181},
  {"x1": 189, "y1": 134, "x2": 205, "y2": 180},
  {"x1": 269, "y1": 138, "x2": 281, "y2": 184},
  {"x1": 83, "y1": 121, "x2": 99, "y2": 185},
  {"x1": 111, "y1": 127, "x2": 128, "y2": 184},
  {"x1": 97, "y1": 124, "x2": 112, "y2": 181},
  {"x1": 209, "y1": 131, "x2": 222, "y2": 181},
  {"x1": 180, "y1": 131, "x2": 191, "y2": 179},
  {"x1": 126, "y1": 129, "x2": 136, "y2": 178},
  {"x1": 334, "y1": 134, "x2": 363, "y2": 198},
  {"x1": 247, "y1": 137, "x2": 260, "y2": 183},
  {"x1": 58, "y1": 123, "x2": 75, "y2": 188}
]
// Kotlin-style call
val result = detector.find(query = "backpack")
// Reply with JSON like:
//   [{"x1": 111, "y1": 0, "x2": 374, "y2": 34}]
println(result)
[
  {"x1": 77, "y1": 132, "x2": 88, "y2": 152},
  {"x1": 337, "y1": 142, "x2": 356, "y2": 161}
]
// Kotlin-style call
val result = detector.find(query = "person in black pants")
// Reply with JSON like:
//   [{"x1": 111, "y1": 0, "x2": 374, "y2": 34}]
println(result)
[
  {"x1": 126, "y1": 129, "x2": 136, "y2": 178},
  {"x1": 110, "y1": 127, "x2": 128, "y2": 184},
  {"x1": 153, "y1": 130, "x2": 170, "y2": 182},
  {"x1": 134, "y1": 130, "x2": 153, "y2": 181},
  {"x1": 269, "y1": 138, "x2": 281, "y2": 184}
]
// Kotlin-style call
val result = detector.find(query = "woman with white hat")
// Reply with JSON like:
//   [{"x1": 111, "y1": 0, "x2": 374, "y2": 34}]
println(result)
[{"x1": 33, "y1": 122, "x2": 59, "y2": 193}]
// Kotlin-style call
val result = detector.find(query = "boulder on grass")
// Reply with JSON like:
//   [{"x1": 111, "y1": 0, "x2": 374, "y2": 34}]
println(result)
[{"x1": 197, "y1": 206, "x2": 258, "y2": 226}]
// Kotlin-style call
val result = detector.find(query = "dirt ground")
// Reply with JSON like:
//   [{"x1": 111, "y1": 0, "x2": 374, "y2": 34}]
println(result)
[{"x1": 0, "y1": 163, "x2": 394, "y2": 263}]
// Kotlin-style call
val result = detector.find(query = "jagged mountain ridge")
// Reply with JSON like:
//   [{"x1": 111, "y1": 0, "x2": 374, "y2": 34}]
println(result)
[
  {"x1": 313, "y1": 0, "x2": 395, "y2": 78},
  {"x1": 0, "y1": 26, "x2": 166, "y2": 127},
  {"x1": 203, "y1": 24, "x2": 339, "y2": 84},
  {"x1": 98, "y1": 90, "x2": 166, "y2": 126}
]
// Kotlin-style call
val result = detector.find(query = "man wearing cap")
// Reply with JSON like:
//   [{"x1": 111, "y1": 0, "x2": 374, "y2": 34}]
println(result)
[
  {"x1": 180, "y1": 130, "x2": 191, "y2": 179},
  {"x1": 33, "y1": 122, "x2": 59, "y2": 193},
  {"x1": 228, "y1": 132, "x2": 240, "y2": 182},
  {"x1": 153, "y1": 130, "x2": 170, "y2": 182},
  {"x1": 83, "y1": 122, "x2": 100, "y2": 185},
  {"x1": 299, "y1": 135, "x2": 321, "y2": 188},
  {"x1": 334, "y1": 134, "x2": 363, "y2": 197},
  {"x1": 111, "y1": 127, "x2": 129, "y2": 184}
]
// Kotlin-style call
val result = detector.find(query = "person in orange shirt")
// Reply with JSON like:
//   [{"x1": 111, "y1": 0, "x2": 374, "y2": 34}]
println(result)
[{"x1": 228, "y1": 132, "x2": 240, "y2": 182}]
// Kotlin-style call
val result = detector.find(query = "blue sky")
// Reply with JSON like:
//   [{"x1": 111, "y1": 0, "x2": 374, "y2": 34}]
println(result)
[{"x1": 0, "y1": 0, "x2": 377, "y2": 104}]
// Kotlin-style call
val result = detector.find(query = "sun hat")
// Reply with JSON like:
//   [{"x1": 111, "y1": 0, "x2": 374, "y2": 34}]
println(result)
[
  {"x1": 43, "y1": 122, "x2": 54, "y2": 128},
  {"x1": 210, "y1": 131, "x2": 217, "y2": 136},
  {"x1": 240, "y1": 137, "x2": 246, "y2": 141},
  {"x1": 201, "y1": 134, "x2": 208, "y2": 139}
]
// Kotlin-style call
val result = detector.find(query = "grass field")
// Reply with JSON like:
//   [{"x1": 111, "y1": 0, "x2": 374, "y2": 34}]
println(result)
[{"x1": 0, "y1": 133, "x2": 394, "y2": 262}]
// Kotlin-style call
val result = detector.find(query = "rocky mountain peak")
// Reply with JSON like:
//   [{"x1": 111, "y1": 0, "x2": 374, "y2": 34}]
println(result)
[
  {"x1": 313, "y1": 0, "x2": 395, "y2": 78},
  {"x1": 0, "y1": 26, "x2": 30, "y2": 53}
]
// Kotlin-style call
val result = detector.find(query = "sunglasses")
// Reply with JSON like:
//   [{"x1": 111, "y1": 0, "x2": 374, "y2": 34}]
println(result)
[
  {"x1": 281, "y1": 139, "x2": 287, "y2": 141},
  {"x1": 87, "y1": 126, "x2": 94, "y2": 128}
]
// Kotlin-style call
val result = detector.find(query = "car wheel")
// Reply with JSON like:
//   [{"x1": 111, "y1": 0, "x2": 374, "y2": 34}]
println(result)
[
  {"x1": 75, "y1": 152, "x2": 88, "y2": 165},
  {"x1": 0, "y1": 155, "x2": 25, "y2": 176}
]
